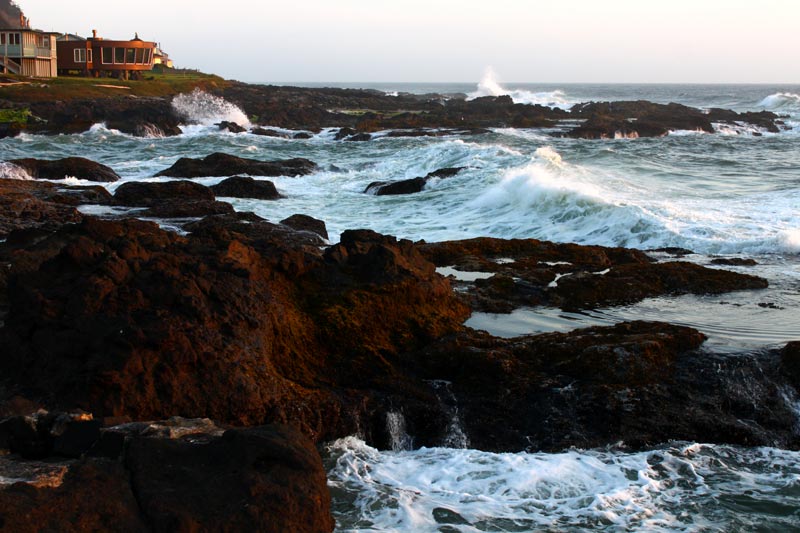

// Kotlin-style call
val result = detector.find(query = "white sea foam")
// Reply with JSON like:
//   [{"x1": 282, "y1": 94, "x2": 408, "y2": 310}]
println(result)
[
  {"x1": 467, "y1": 68, "x2": 573, "y2": 109},
  {"x1": 171, "y1": 89, "x2": 251, "y2": 128},
  {"x1": 0, "y1": 162, "x2": 32, "y2": 180},
  {"x1": 758, "y1": 92, "x2": 800, "y2": 110},
  {"x1": 326, "y1": 438, "x2": 800, "y2": 532}
]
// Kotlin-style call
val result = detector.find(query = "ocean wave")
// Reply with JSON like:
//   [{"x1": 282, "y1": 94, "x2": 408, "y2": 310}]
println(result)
[
  {"x1": 758, "y1": 92, "x2": 800, "y2": 110},
  {"x1": 326, "y1": 437, "x2": 800, "y2": 532},
  {"x1": 171, "y1": 89, "x2": 251, "y2": 128},
  {"x1": 467, "y1": 68, "x2": 573, "y2": 109},
  {"x1": 0, "y1": 162, "x2": 32, "y2": 180}
]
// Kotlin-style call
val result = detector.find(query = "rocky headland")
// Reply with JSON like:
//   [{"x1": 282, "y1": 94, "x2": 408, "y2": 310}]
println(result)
[
  {"x1": 0, "y1": 157, "x2": 798, "y2": 529},
  {"x1": 0, "y1": 78, "x2": 790, "y2": 139}
]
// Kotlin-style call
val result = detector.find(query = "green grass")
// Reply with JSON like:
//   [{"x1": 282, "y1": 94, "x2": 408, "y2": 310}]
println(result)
[
  {"x1": 0, "y1": 107, "x2": 30, "y2": 125},
  {"x1": 0, "y1": 70, "x2": 230, "y2": 103}
]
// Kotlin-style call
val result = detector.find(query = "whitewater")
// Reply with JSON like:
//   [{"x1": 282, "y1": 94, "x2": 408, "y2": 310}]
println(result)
[{"x1": 2, "y1": 74, "x2": 800, "y2": 531}]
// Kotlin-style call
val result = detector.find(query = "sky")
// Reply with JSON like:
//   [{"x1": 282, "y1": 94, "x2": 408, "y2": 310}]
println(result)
[{"x1": 18, "y1": 0, "x2": 800, "y2": 84}]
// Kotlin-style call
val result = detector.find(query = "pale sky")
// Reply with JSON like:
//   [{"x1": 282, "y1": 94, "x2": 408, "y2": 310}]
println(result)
[{"x1": 19, "y1": 0, "x2": 800, "y2": 83}]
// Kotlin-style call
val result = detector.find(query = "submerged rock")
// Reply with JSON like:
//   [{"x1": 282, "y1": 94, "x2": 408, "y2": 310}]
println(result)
[
  {"x1": 155, "y1": 152, "x2": 318, "y2": 178},
  {"x1": 365, "y1": 167, "x2": 465, "y2": 196},
  {"x1": 8, "y1": 157, "x2": 120, "y2": 182}
]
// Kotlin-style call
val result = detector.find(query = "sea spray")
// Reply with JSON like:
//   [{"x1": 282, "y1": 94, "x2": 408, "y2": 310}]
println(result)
[
  {"x1": 758, "y1": 92, "x2": 800, "y2": 110},
  {"x1": 427, "y1": 380, "x2": 469, "y2": 449},
  {"x1": 0, "y1": 162, "x2": 32, "y2": 180},
  {"x1": 326, "y1": 438, "x2": 800, "y2": 532},
  {"x1": 467, "y1": 67, "x2": 573, "y2": 109},
  {"x1": 385, "y1": 412, "x2": 413, "y2": 452},
  {"x1": 171, "y1": 89, "x2": 251, "y2": 128}
]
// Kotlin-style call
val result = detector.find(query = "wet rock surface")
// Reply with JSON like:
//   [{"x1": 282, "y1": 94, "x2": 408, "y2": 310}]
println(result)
[
  {"x1": 155, "y1": 152, "x2": 318, "y2": 178},
  {"x1": 418, "y1": 237, "x2": 767, "y2": 312},
  {"x1": 365, "y1": 167, "x2": 465, "y2": 196},
  {"x1": 0, "y1": 418, "x2": 333, "y2": 533},
  {"x1": 0, "y1": 177, "x2": 797, "y2": 528},
  {"x1": 8, "y1": 157, "x2": 121, "y2": 182},
  {"x1": 113, "y1": 180, "x2": 235, "y2": 218},
  {"x1": 210, "y1": 176, "x2": 282, "y2": 200},
  {"x1": 565, "y1": 101, "x2": 782, "y2": 139}
]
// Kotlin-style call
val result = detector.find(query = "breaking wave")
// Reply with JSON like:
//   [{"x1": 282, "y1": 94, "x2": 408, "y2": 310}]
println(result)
[
  {"x1": 758, "y1": 92, "x2": 800, "y2": 110},
  {"x1": 171, "y1": 89, "x2": 251, "y2": 128},
  {"x1": 467, "y1": 68, "x2": 573, "y2": 109},
  {"x1": 326, "y1": 437, "x2": 800, "y2": 532},
  {"x1": 0, "y1": 162, "x2": 32, "y2": 180}
]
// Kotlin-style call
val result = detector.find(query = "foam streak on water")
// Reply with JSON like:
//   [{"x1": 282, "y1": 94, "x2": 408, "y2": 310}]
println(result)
[{"x1": 326, "y1": 438, "x2": 800, "y2": 532}]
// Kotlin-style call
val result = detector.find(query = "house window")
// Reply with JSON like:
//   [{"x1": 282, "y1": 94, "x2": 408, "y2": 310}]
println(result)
[
  {"x1": 0, "y1": 33, "x2": 5, "y2": 45},
  {"x1": 135, "y1": 48, "x2": 144, "y2": 64},
  {"x1": 87, "y1": 49, "x2": 92, "y2": 63},
  {"x1": 126, "y1": 48, "x2": 135, "y2": 64},
  {"x1": 102, "y1": 47, "x2": 112, "y2": 64},
  {"x1": 114, "y1": 47, "x2": 125, "y2": 64},
  {"x1": 10, "y1": 33, "x2": 20, "y2": 45},
  {"x1": 143, "y1": 49, "x2": 152, "y2": 64},
  {"x1": 43, "y1": 36, "x2": 50, "y2": 48},
  {"x1": 74, "y1": 48, "x2": 86, "y2": 63}
]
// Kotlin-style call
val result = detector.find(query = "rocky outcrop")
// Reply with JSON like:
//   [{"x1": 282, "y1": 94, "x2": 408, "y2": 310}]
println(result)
[
  {"x1": 418, "y1": 237, "x2": 767, "y2": 312},
  {"x1": 280, "y1": 214, "x2": 328, "y2": 240},
  {"x1": 0, "y1": 217, "x2": 467, "y2": 447},
  {"x1": 8, "y1": 157, "x2": 120, "y2": 182},
  {"x1": 365, "y1": 167, "x2": 464, "y2": 196},
  {"x1": 0, "y1": 417, "x2": 334, "y2": 533},
  {"x1": 566, "y1": 101, "x2": 782, "y2": 139},
  {"x1": 405, "y1": 324, "x2": 800, "y2": 451},
  {"x1": 216, "y1": 120, "x2": 247, "y2": 133},
  {"x1": 0, "y1": 179, "x2": 113, "y2": 238},
  {"x1": 113, "y1": 180, "x2": 234, "y2": 218},
  {"x1": 24, "y1": 96, "x2": 183, "y2": 137},
  {"x1": 155, "y1": 152, "x2": 318, "y2": 178},
  {"x1": 210, "y1": 176, "x2": 282, "y2": 200}
]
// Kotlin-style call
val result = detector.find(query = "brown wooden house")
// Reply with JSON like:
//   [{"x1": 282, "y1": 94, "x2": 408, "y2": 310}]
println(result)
[{"x1": 57, "y1": 30, "x2": 156, "y2": 79}]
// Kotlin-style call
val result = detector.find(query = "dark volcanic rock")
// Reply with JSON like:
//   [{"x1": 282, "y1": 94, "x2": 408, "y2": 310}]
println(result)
[
  {"x1": 113, "y1": 180, "x2": 233, "y2": 218},
  {"x1": 210, "y1": 176, "x2": 282, "y2": 200},
  {"x1": 710, "y1": 257, "x2": 758, "y2": 266},
  {"x1": 0, "y1": 421, "x2": 334, "y2": 533},
  {"x1": 114, "y1": 180, "x2": 215, "y2": 205},
  {"x1": 155, "y1": 152, "x2": 318, "y2": 178},
  {"x1": 251, "y1": 127, "x2": 289, "y2": 138},
  {"x1": 9, "y1": 157, "x2": 120, "y2": 182},
  {"x1": 127, "y1": 425, "x2": 334, "y2": 533},
  {"x1": 365, "y1": 177, "x2": 427, "y2": 196},
  {"x1": 280, "y1": 214, "x2": 328, "y2": 240},
  {"x1": 25, "y1": 96, "x2": 182, "y2": 137},
  {"x1": 365, "y1": 167, "x2": 465, "y2": 196},
  {"x1": 345, "y1": 132, "x2": 372, "y2": 142},
  {"x1": 0, "y1": 179, "x2": 99, "y2": 237},
  {"x1": 565, "y1": 101, "x2": 782, "y2": 139},
  {"x1": 0, "y1": 217, "x2": 467, "y2": 446},
  {"x1": 333, "y1": 127, "x2": 358, "y2": 140},
  {"x1": 419, "y1": 237, "x2": 768, "y2": 312},
  {"x1": 217, "y1": 120, "x2": 247, "y2": 133},
  {"x1": 407, "y1": 322, "x2": 800, "y2": 451},
  {"x1": 293, "y1": 132, "x2": 313, "y2": 139}
]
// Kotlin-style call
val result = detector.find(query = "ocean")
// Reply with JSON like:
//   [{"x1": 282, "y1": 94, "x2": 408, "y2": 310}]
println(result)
[{"x1": 2, "y1": 75, "x2": 800, "y2": 531}]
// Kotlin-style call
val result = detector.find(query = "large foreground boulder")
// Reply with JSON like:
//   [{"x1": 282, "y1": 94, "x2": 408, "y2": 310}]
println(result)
[
  {"x1": 8, "y1": 157, "x2": 121, "y2": 182},
  {"x1": 113, "y1": 180, "x2": 234, "y2": 218},
  {"x1": 0, "y1": 420, "x2": 334, "y2": 533},
  {"x1": 210, "y1": 176, "x2": 282, "y2": 200},
  {"x1": 155, "y1": 153, "x2": 317, "y2": 178}
]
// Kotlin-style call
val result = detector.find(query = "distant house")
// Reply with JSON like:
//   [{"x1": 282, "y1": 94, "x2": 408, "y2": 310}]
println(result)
[
  {"x1": 0, "y1": 14, "x2": 58, "y2": 77},
  {"x1": 57, "y1": 30, "x2": 156, "y2": 79},
  {"x1": 153, "y1": 45, "x2": 173, "y2": 69}
]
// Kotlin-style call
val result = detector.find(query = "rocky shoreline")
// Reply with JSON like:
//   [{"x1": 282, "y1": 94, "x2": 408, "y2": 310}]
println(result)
[
  {"x1": 0, "y1": 148, "x2": 798, "y2": 529},
  {"x1": 1, "y1": 80, "x2": 791, "y2": 139},
  {"x1": 0, "y1": 79, "x2": 797, "y2": 531}
]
